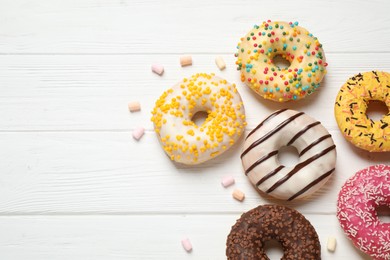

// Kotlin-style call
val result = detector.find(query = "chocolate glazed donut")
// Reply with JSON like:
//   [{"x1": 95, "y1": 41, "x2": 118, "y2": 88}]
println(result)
[{"x1": 226, "y1": 205, "x2": 321, "y2": 260}]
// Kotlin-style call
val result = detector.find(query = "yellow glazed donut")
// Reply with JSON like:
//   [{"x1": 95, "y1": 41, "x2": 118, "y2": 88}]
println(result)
[
  {"x1": 236, "y1": 20, "x2": 327, "y2": 102},
  {"x1": 151, "y1": 73, "x2": 246, "y2": 164},
  {"x1": 334, "y1": 71, "x2": 390, "y2": 152}
]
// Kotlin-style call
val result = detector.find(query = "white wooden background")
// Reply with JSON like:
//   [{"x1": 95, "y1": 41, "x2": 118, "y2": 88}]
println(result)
[{"x1": 1, "y1": 0, "x2": 389, "y2": 259}]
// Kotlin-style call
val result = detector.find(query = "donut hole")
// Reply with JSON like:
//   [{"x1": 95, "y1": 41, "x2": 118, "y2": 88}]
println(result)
[
  {"x1": 264, "y1": 239, "x2": 284, "y2": 259},
  {"x1": 191, "y1": 111, "x2": 208, "y2": 126},
  {"x1": 277, "y1": 146, "x2": 300, "y2": 168},
  {"x1": 366, "y1": 100, "x2": 389, "y2": 121},
  {"x1": 272, "y1": 55, "x2": 291, "y2": 70},
  {"x1": 377, "y1": 204, "x2": 390, "y2": 223}
]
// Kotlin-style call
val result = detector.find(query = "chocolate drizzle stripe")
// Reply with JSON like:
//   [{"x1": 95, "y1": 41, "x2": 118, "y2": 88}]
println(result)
[
  {"x1": 245, "y1": 150, "x2": 278, "y2": 176},
  {"x1": 287, "y1": 168, "x2": 335, "y2": 201},
  {"x1": 287, "y1": 121, "x2": 321, "y2": 146},
  {"x1": 299, "y1": 134, "x2": 332, "y2": 157},
  {"x1": 256, "y1": 165, "x2": 285, "y2": 186},
  {"x1": 241, "y1": 112, "x2": 305, "y2": 159},
  {"x1": 266, "y1": 145, "x2": 336, "y2": 193},
  {"x1": 246, "y1": 109, "x2": 288, "y2": 140}
]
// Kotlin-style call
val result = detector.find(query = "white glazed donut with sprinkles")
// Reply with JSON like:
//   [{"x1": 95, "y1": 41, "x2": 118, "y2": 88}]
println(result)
[
  {"x1": 236, "y1": 20, "x2": 327, "y2": 102},
  {"x1": 337, "y1": 164, "x2": 390, "y2": 260},
  {"x1": 151, "y1": 73, "x2": 246, "y2": 165}
]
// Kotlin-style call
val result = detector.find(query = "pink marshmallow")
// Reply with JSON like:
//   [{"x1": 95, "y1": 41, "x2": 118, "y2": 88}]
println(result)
[
  {"x1": 181, "y1": 238, "x2": 192, "y2": 252},
  {"x1": 221, "y1": 176, "x2": 235, "y2": 188},
  {"x1": 132, "y1": 127, "x2": 145, "y2": 140},
  {"x1": 151, "y1": 64, "x2": 164, "y2": 75}
]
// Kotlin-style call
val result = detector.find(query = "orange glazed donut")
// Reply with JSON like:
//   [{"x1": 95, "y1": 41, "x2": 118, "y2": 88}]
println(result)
[
  {"x1": 334, "y1": 71, "x2": 390, "y2": 152},
  {"x1": 236, "y1": 20, "x2": 327, "y2": 102}
]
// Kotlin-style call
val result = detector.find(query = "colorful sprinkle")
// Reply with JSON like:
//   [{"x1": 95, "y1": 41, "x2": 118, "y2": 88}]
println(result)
[{"x1": 236, "y1": 20, "x2": 327, "y2": 102}]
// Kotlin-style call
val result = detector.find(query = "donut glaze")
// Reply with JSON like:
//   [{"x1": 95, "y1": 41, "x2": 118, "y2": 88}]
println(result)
[
  {"x1": 236, "y1": 20, "x2": 327, "y2": 102},
  {"x1": 334, "y1": 71, "x2": 390, "y2": 152},
  {"x1": 337, "y1": 164, "x2": 390, "y2": 260},
  {"x1": 241, "y1": 109, "x2": 336, "y2": 200},
  {"x1": 151, "y1": 73, "x2": 246, "y2": 164},
  {"x1": 226, "y1": 204, "x2": 321, "y2": 260}
]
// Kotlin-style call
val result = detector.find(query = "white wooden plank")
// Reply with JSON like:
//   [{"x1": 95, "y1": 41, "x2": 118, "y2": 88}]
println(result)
[
  {"x1": 0, "y1": 214, "x2": 371, "y2": 259},
  {"x1": 1, "y1": 0, "x2": 390, "y2": 54},
  {"x1": 0, "y1": 130, "x2": 388, "y2": 214},
  {"x1": 1, "y1": 53, "x2": 390, "y2": 131},
  {"x1": 0, "y1": 1, "x2": 388, "y2": 259}
]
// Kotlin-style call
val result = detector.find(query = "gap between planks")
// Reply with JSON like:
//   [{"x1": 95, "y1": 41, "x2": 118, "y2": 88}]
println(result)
[
  {"x1": 0, "y1": 127, "x2": 342, "y2": 133},
  {"x1": 0, "y1": 211, "x2": 336, "y2": 217},
  {"x1": 1, "y1": 51, "x2": 390, "y2": 56}
]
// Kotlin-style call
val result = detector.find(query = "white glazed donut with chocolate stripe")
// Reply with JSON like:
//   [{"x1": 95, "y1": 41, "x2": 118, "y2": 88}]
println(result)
[{"x1": 241, "y1": 109, "x2": 336, "y2": 200}]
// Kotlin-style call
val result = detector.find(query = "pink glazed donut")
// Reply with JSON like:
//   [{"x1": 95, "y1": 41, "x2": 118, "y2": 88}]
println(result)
[{"x1": 337, "y1": 164, "x2": 390, "y2": 260}]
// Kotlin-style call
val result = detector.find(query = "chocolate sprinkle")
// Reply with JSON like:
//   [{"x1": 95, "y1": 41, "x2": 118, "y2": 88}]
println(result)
[
  {"x1": 226, "y1": 204, "x2": 321, "y2": 260},
  {"x1": 334, "y1": 71, "x2": 390, "y2": 151},
  {"x1": 355, "y1": 124, "x2": 367, "y2": 128}
]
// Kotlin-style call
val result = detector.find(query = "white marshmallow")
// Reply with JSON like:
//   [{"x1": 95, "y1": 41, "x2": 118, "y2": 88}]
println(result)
[
  {"x1": 215, "y1": 56, "x2": 226, "y2": 70},
  {"x1": 327, "y1": 236, "x2": 337, "y2": 252}
]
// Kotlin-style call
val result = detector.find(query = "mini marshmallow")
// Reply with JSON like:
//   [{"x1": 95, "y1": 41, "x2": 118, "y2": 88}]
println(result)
[
  {"x1": 232, "y1": 189, "x2": 245, "y2": 201},
  {"x1": 151, "y1": 64, "x2": 164, "y2": 75},
  {"x1": 128, "y1": 101, "x2": 141, "y2": 112},
  {"x1": 327, "y1": 236, "x2": 337, "y2": 252},
  {"x1": 180, "y1": 56, "x2": 192, "y2": 67},
  {"x1": 215, "y1": 56, "x2": 226, "y2": 70},
  {"x1": 132, "y1": 127, "x2": 145, "y2": 140},
  {"x1": 181, "y1": 238, "x2": 192, "y2": 252},
  {"x1": 221, "y1": 176, "x2": 235, "y2": 188}
]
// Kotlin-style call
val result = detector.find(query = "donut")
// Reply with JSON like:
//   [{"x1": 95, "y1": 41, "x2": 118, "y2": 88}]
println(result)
[
  {"x1": 151, "y1": 73, "x2": 246, "y2": 165},
  {"x1": 334, "y1": 71, "x2": 390, "y2": 152},
  {"x1": 241, "y1": 109, "x2": 336, "y2": 200},
  {"x1": 337, "y1": 164, "x2": 390, "y2": 260},
  {"x1": 226, "y1": 204, "x2": 321, "y2": 259},
  {"x1": 235, "y1": 20, "x2": 327, "y2": 102}
]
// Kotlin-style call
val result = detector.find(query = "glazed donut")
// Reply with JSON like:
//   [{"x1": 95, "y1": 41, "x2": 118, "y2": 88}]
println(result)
[
  {"x1": 235, "y1": 20, "x2": 327, "y2": 102},
  {"x1": 337, "y1": 164, "x2": 390, "y2": 260},
  {"x1": 241, "y1": 109, "x2": 336, "y2": 200},
  {"x1": 226, "y1": 204, "x2": 321, "y2": 259},
  {"x1": 151, "y1": 73, "x2": 246, "y2": 165},
  {"x1": 334, "y1": 71, "x2": 390, "y2": 152}
]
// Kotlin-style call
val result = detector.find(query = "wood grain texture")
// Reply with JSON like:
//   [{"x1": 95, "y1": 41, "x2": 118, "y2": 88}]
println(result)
[
  {"x1": 1, "y1": 53, "x2": 390, "y2": 131},
  {"x1": 0, "y1": 215, "x2": 371, "y2": 259},
  {"x1": 1, "y1": 0, "x2": 390, "y2": 54},
  {"x1": 0, "y1": 0, "x2": 389, "y2": 259},
  {"x1": 0, "y1": 130, "x2": 388, "y2": 214}
]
